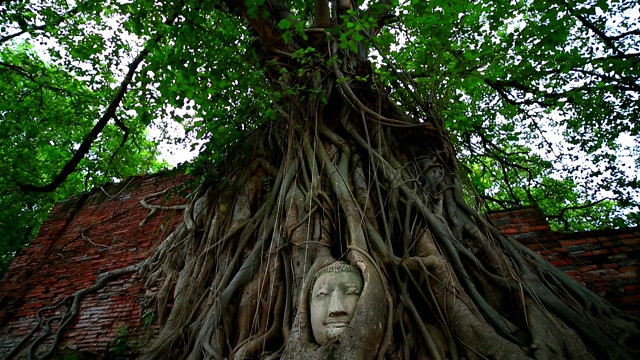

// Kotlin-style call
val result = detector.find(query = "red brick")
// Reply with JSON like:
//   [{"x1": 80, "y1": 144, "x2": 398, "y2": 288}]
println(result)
[
  {"x1": 561, "y1": 239, "x2": 587, "y2": 247},
  {"x1": 591, "y1": 249, "x2": 612, "y2": 256},
  {"x1": 578, "y1": 265, "x2": 598, "y2": 272},
  {"x1": 619, "y1": 272, "x2": 638, "y2": 279},
  {"x1": 549, "y1": 259, "x2": 572, "y2": 267},
  {"x1": 572, "y1": 251, "x2": 594, "y2": 258},
  {"x1": 0, "y1": 174, "x2": 189, "y2": 356},
  {"x1": 617, "y1": 233, "x2": 635, "y2": 239},
  {"x1": 527, "y1": 225, "x2": 551, "y2": 232}
]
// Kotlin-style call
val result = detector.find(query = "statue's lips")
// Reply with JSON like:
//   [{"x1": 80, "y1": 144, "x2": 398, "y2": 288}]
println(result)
[{"x1": 323, "y1": 321, "x2": 348, "y2": 327}]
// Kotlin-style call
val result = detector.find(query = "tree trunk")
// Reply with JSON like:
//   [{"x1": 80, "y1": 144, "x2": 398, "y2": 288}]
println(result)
[{"x1": 135, "y1": 49, "x2": 639, "y2": 358}]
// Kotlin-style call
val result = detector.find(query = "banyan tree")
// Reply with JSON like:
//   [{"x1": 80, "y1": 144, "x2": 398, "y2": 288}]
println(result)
[{"x1": 4, "y1": 0, "x2": 639, "y2": 359}]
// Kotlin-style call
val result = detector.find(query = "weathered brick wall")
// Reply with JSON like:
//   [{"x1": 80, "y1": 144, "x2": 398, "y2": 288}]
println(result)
[
  {"x1": 0, "y1": 172, "x2": 189, "y2": 358},
  {"x1": 489, "y1": 206, "x2": 640, "y2": 316},
  {"x1": 1, "y1": 176, "x2": 638, "y2": 358}
]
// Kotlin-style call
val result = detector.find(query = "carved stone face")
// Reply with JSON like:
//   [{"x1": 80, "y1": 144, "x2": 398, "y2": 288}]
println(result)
[{"x1": 310, "y1": 270, "x2": 363, "y2": 345}]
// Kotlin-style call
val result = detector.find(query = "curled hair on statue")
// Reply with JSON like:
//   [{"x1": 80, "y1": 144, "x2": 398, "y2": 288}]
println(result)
[{"x1": 308, "y1": 260, "x2": 360, "y2": 297}]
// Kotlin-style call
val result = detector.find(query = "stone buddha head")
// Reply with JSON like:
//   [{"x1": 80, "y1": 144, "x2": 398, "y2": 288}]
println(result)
[{"x1": 309, "y1": 261, "x2": 364, "y2": 345}]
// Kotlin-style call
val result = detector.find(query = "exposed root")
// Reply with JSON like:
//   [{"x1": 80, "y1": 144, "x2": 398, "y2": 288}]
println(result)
[
  {"x1": 6, "y1": 264, "x2": 142, "y2": 360},
  {"x1": 140, "y1": 189, "x2": 189, "y2": 226}
]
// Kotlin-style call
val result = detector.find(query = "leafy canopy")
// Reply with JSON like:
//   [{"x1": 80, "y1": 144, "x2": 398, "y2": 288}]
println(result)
[
  {"x1": 0, "y1": 0, "x2": 637, "y2": 266},
  {"x1": 0, "y1": 42, "x2": 166, "y2": 277}
]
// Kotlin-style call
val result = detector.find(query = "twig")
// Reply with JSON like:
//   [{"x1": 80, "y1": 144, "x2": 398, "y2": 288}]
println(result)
[{"x1": 139, "y1": 189, "x2": 187, "y2": 226}]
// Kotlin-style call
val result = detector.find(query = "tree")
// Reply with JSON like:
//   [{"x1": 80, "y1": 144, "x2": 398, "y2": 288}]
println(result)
[
  {"x1": 0, "y1": 43, "x2": 166, "y2": 277},
  {"x1": 1, "y1": 0, "x2": 639, "y2": 359}
]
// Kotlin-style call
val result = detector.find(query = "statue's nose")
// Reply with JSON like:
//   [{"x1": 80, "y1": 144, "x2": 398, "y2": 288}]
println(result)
[{"x1": 328, "y1": 291, "x2": 347, "y2": 317}]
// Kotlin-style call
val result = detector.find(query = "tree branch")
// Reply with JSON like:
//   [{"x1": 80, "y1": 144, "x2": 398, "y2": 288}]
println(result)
[
  {"x1": 547, "y1": 197, "x2": 613, "y2": 231},
  {"x1": 0, "y1": 24, "x2": 46, "y2": 45},
  {"x1": 0, "y1": 61, "x2": 74, "y2": 95},
  {"x1": 562, "y1": 0, "x2": 623, "y2": 55},
  {"x1": 593, "y1": 52, "x2": 640, "y2": 61},
  {"x1": 0, "y1": 61, "x2": 37, "y2": 81},
  {"x1": 0, "y1": 5, "x2": 80, "y2": 45},
  {"x1": 484, "y1": 78, "x2": 605, "y2": 108},
  {"x1": 223, "y1": 0, "x2": 296, "y2": 53},
  {"x1": 481, "y1": 193, "x2": 522, "y2": 209},
  {"x1": 364, "y1": 0, "x2": 396, "y2": 37},
  {"x1": 609, "y1": 29, "x2": 640, "y2": 41},
  {"x1": 313, "y1": 0, "x2": 330, "y2": 27},
  {"x1": 108, "y1": 114, "x2": 129, "y2": 164},
  {"x1": 17, "y1": 11, "x2": 181, "y2": 193}
]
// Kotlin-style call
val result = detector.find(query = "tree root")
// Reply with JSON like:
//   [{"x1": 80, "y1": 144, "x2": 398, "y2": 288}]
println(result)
[{"x1": 7, "y1": 263, "x2": 142, "y2": 360}]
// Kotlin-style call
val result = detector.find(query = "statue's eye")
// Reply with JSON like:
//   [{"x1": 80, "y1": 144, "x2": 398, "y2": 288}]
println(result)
[
  {"x1": 345, "y1": 288, "x2": 361, "y2": 295},
  {"x1": 316, "y1": 291, "x2": 329, "y2": 298}
]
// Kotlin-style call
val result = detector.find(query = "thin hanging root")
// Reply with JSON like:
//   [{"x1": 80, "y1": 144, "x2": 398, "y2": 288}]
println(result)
[
  {"x1": 235, "y1": 234, "x2": 283, "y2": 349},
  {"x1": 416, "y1": 260, "x2": 459, "y2": 360},
  {"x1": 500, "y1": 236, "x2": 630, "y2": 359},
  {"x1": 376, "y1": 290, "x2": 394, "y2": 360},
  {"x1": 404, "y1": 294, "x2": 442, "y2": 360},
  {"x1": 346, "y1": 117, "x2": 542, "y2": 356},
  {"x1": 391, "y1": 265, "x2": 442, "y2": 360},
  {"x1": 236, "y1": 273, "x2": 261, "y2": 344},
  {"x1": 6, "y1": 305, "x2": 63, "y2": 360},
  {"x1": 509, "y1": 235, "x2": 613, "y2": 316},
  {"x1": 153, "y1": 107, "x2": 639, "y2": 359}
]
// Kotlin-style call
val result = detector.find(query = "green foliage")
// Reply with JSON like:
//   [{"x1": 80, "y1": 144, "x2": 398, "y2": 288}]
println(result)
[
  {"x1": 0, "y1": 43, "x2": 166, "y2": 278},
  {"x1": 0, "y1": 0, "x2": 637, "y2": 251},
  {"x1": 141, "y1": 310, "x2": 157, "y2": 327},
  {"x1": 51, "y1": 354, "x2": 93, "y2": 360},
  {"x1": 108, "y1": 326, "x2": 131, "y2": 357},
  {"x1": 377, "y1": 0, "x2": 639, "y2": 229}
]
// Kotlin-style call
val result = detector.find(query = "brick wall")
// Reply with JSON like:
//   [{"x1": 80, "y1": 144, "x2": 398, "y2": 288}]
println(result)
[
  {"x1": 0, "y1": 174, "x2": 638, "y2": 358},
  {"x1": 488, "y1": 206, "x2": 640, "y2": 316},
  {"x1": 0, "y1": 173, "x2": 188, "y2": 358}
]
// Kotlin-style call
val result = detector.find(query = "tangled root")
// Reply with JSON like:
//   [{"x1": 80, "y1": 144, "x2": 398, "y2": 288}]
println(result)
[{"x1": 136, "y1": 84, "x2": 639, "y2": 360}]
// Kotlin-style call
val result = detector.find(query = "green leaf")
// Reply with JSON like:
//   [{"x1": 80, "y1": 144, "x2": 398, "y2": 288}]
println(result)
[{"x1": 277, "y1": 19, "x2": 292, "y2": 30}]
